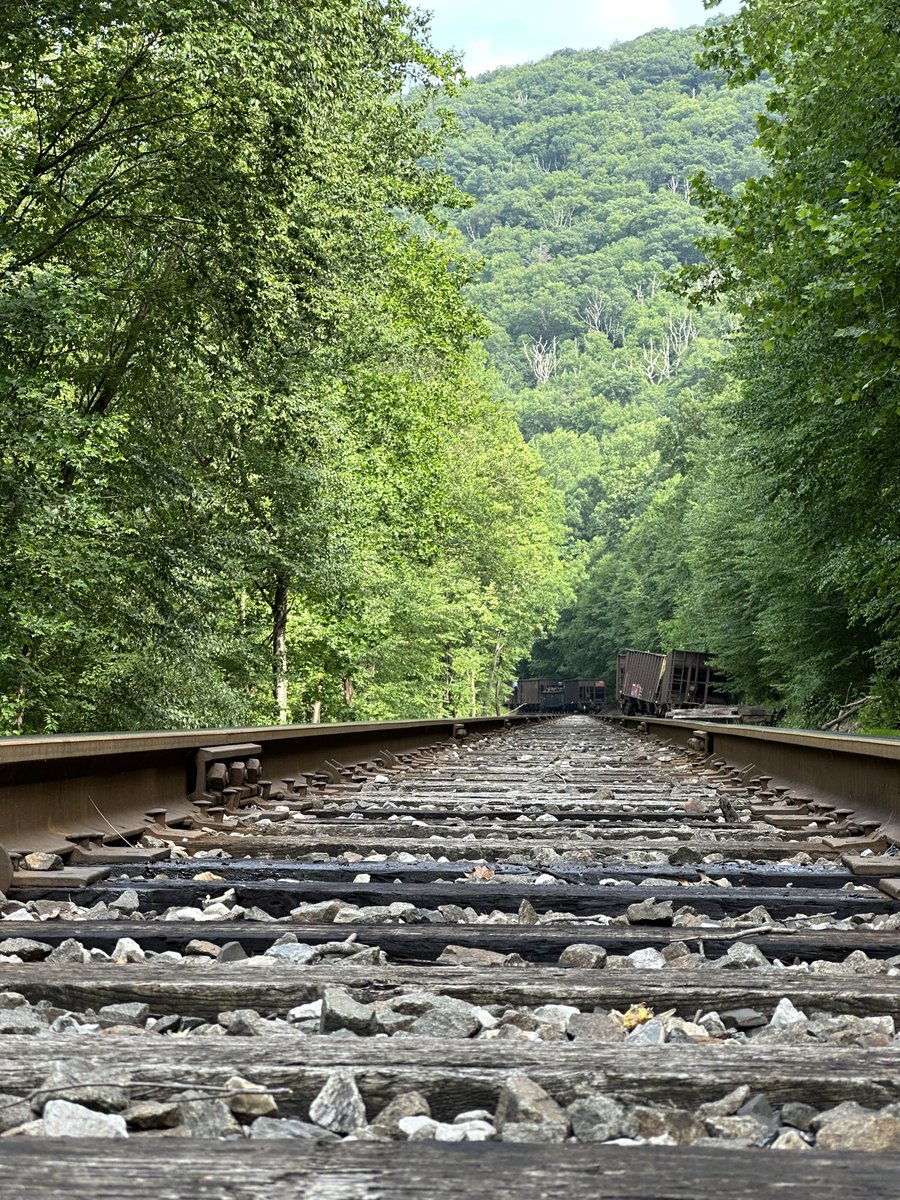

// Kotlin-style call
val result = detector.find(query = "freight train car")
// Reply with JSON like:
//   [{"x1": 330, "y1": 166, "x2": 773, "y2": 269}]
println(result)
[
  {"x1": 513, "y1": 678, "x2": 605, "y2": 713},
  {"x1": 617, "y1": 649, "x2": 730, "y2": 716}
]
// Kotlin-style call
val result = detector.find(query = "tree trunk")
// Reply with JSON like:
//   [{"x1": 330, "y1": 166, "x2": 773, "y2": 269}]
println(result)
[
  {"x1": 487, "y1": 637, "x2": 504, "y2": 716},
  {"x1": 311, "y1": 700, "x2": 321, "y2": 724},
  {"x1": 443, "y1": 650, "x2": 455, "y2": 717},
  {"x1": 271, "y1": 573, "x2": 289, "y2": 724}
]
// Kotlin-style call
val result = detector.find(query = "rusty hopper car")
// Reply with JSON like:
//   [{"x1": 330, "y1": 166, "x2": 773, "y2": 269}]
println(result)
[
  {"x1": 516, "y1": 679, "x2": 542, "y2": 710},
  {"x1": 618, "y1": 648, "x2": 730, "y2": 716},
  {"x1": 563, "y1": 679, "x2": 606, "y2": 710},
  {"x1": 513, "y1": 678, "x2": 605, "y2": 713}
]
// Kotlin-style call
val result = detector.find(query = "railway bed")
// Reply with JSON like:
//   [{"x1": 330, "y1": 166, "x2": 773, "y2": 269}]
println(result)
[{"x1": 3, "y1": 714, "x2": 900, "y2": 1197}]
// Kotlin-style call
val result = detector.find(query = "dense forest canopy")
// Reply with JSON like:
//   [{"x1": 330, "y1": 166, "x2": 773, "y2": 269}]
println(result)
[{"x1": 441, "y1": 28, "x2": 769, "y2": 695}]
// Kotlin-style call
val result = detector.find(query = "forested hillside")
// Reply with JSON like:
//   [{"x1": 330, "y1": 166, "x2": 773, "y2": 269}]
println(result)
[
  {"x1": 445, "y1": 16, "x2": 900, "y2": 727},
  {"x1": 0, "y1": 2, "x2": 570, "y2": 734},
  {"x1": 442, "y1": 29, "x2": 770, "y2": 697}
]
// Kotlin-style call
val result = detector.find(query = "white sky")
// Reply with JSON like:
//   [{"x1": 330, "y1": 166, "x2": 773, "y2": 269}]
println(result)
[{"x1": 420, "y1": 0, "x2": 741, "y2": 75}]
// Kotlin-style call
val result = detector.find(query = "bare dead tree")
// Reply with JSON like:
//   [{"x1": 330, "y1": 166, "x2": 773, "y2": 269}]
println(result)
[
  {"x1": 667, "y1": 311, "x2": 697, "y2": 363},
  {"x1": 523, "y1": 336, "x2": 559, "y2": 383},
  {"x1": 531, "y1": 241, "x2": 551, "y2": 264},
  {"x1": 640, "y1": 313, "x2": 697, "y2": 384},
  {"x1": 583, "y1": 290, "x2": 607, "y2": 332},
  {"x1": 550, "y1": 201, "x2": 574, "y2": 227},
  {"x1": 640, "y1": 338, "x2": 672, "y2": 384}
]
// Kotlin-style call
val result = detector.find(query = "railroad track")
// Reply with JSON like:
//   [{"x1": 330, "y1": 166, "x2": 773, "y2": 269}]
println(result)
[{"x1": 2, "y1": 714, "x2": 900, "y2": 1197}]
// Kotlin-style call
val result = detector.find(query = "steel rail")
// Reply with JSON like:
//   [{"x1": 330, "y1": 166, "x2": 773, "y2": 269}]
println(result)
[
  {"x1": 0, "y1": 715, "x2": 538, "y2": 877},
  {"x1": 609, "y1": 715, "x2": 900, "y2": 840}
]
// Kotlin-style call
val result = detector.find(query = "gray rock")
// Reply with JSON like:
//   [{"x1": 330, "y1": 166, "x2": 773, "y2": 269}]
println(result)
[
  {"x1": 567, "y1": 1096, "x2": 625, "y2": 1141},
  {"x1": 264, "y1": 942, "x2": 315, "y2": 965},
  {"x1": 660, "y1": 940, "x2": 695, "y2": 963},
  {"x1": 495, "y1": 1074, "x2": 568, "y2": 1131},
  {"x1": 451, "y1": 1119, "x2": 495, "y2": 1142},
  {"x1": 46, "y1": 938, "x2": 87, "y2": 964},
  {"x1": 625, "y1": 1106, "x2": 705, "y2": 1145},
  {"x1": 224, "y1": 1075, "x2": 278, "y2": 1117},
  {"x1": 809, "y1": 1013, "x2": 894, "y2": 1046},
  {"x1": 249, "y1": 1117, "x2": 340, "y2": 1140},
  {"x1": 371, "y1": 1091, "x2": 431, "y2": 1137},
  {"x1": 397, "y1": 1115, "x2": 439, "y2": 1140},
  {"x1": 625, "y1": 898, "x2": 673, "y2": 924},
  {"x1": 98, "y1": 1002, "x2": 150, "y2": 1028},
  {"x1": 287, "y1": 1000, "x2": 322, "y2": 1026},
  {"x1": 705, "y1": 1115, "x2": 768, "y2": 1141},
  {"x1": 698, "y1": 1011, "x2": 728, "y2": 1036},
  {"x1": 0, "y1": 938, "x2": 51, "y2": 961},
  {"x1": 124, "y1": 1100, "x2": 181, "y2": 1130},
  {"x1": 217, "y1": 941, "x2": 248, "y2": 963},
  {"x1": 717, "y1": 942, "x2": 768, "y2": 969},
  {"x1": 0, "y1": 1006, "x2": 45, "y2": 1034},
  {"x1": 454, "y1": 1109, "x2": 494, "y2": 1124},
  {"x1": 532, "y1": 1004, "x2": 580, "y2": 1031},
  {"x1": 344, "y1": 946, "x2": 388, "y2": 966},
  {"x1": 697, "y1": 1086, "x2": 751, "y2": 1119},
  {"x1": 22, "y1": 852, "x2": 64, "y2": 871},
  {"x1": 33, "y1": 1062, "x2": 129, "y2": 1112},
  {"x1": 771, "y1": 1128, "x2": 812, "y2": 1150},
  {"x1": 624, "y1": 1019, "x2": 666, "y2": 1046},
  {"x1": 781, "y1": 1101, "x2": 817, "y2": 1132},
  {"x1": 43, "y1": 1100, "x2": 128, "y2": 1138},
  {"x1": 0, "y1": 991, "x2": 29, "y2": 1008},
  {"x1": 500, "y1": 1121, "x2": 568, "y2": 1143},
  {"x1": 558, "y1": 944, "x2": 608, "y2": 969},
  {"x1": 110, "y1": 889, "x2": 140, "y2": 914},
  {"x1": 567, "y1": 1012, "x2": 624, "y2": 1043},
  {"x1": 404, "y1": 998, "x2": 482, "y2": 1039},
  {"x1": 242, "y1": 905, "x2": 277, "y2": 922},
  {"x1": 308, "y1": 1070, "x2": 367, "y2": 1133},
  {"x1": 435, "y1": 945, "x2": 523, "y2": 967},
  {"x1": 720, "y1": 1008, "x2": 767, "y2": 1030},
  {"x1": 110, "y1": 938, "x2": 145, "y2": 963},
  {"x1": 768, "y1": 996, "x2": 807, "y2": 1030},
  {"x1": 218, "y1": 1008, "x2": 268, "y2": 1035},
  {"x1": 374, "y1": 1008, "x2": 415, "y2": 1035},
  {"x1": 50, "y1": 1014, "x2": 88, "y2": 1034},
  {"x1": 289, "y1": 900, "x2": 345, "y2": 923},
  {"x1": 0, "y1": 1092, "x2": 35, "y2": 1131},
  {"x1": 321, "y1": 987, "x2": 375, "y2": 1035},
  {"x1": 176, "y1": 1091, "x2": 241, "y2": 1137},
  {"x1": 736, "y1": 1093, "x2": 778, "y2": 1134},
  {"x1": 811, "y1": 1100, "x2": 875, "y2": 1130},
  {"x1": 625, "y1": 947, "x2": 667, "y2": 970},
  {"x1": 816, "y1": 1114, "x2": 900, "y2": 1151}
]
